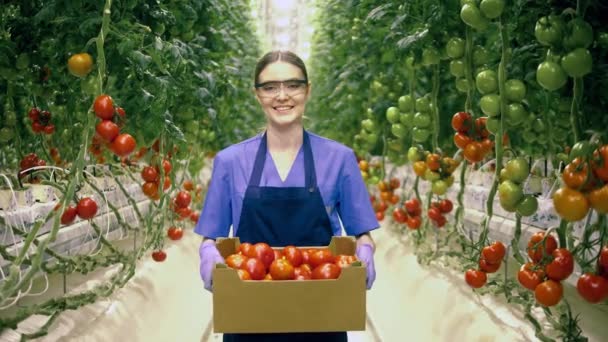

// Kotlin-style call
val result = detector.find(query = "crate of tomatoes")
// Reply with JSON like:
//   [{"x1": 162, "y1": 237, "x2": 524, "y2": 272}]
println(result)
[{"x1": 212, "y1": 236, "x2": 366, "y2": 333}]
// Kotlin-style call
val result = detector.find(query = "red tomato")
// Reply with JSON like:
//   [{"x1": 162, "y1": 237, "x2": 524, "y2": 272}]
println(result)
[
  {"x1": 545, "y1": 248, "x2": 574, "y2": 281},
  {"x1": 527, "y1": 232, "x2": 558, "y2": 263},
  {"x1": 43, "y1": 124, "x2": 55, "y2": 135},
  {"x1": 301, "y1": 249, "x2": 311, "y2": 265},
  {"x1": 282, "y1": 246, "x2": 303, "y2": 267},
  {"x1": 273, "y1": 249, "x2": 283, "y2": 261},
  {"x1": 76, "y1": 197, "x2": 98, "y2": 219},
  {"x1": 189, "y1": 211, "x2": 199, "y2": 223},
  {"x1": 263, "y1": 273, "x2": 273, "y2": 281},
  {"x1": 451, "y1": 111, "x2": 472, "y2": 133},
  {"x1": 152, "y1": 250, "x2": 167, "y2": 262},
  {"x1": 242, "y1": 258, "x2": 266, "y2": 280},
  {"x1": 238, "y1": 243, "x2": 254, "y2": 256},
  {"x1": 96, "y1": 120, "x2": 119, "y2": 142},
  {"x1": 183, "y1": 180, "x2": 194, "y2": 191},
  {"x1": 407, "y1": 216, "x2": 422, "y2": 229},
  {"x1": 592, "y1": 145, "x2": 608, "y2": 181},
  {"x1": 479, "y1": 258, "x2": 501, "y2": 273},
  {"x1": 175, "y1": 207, "x2": 191, "y2": 219},
  {"x1": 433, "y1": 214, "x2": 447, "y2": 228},
  {"x1": 389, "y1": 177, "x2": 400, "y2": 190},
  {"x1": 309, "y1": 249, "x2": 334, "y2": 268},
  {"x1": 454, "y1": 132, "x2": 473, "y2": 150},
  {"x1": 141, "y1": 166, "x2": 159, "y2": 182},
  {"x1": 439, "y1": 199, "x2": 453, "y2": 213},
  {"x1": 427, "y1": 207, "x2": 443, "y2": 221},
  {"x1": 335, "y1": 255, "x2": 356, "y2": 268},
  {"x1": 482, "y1": 241, "x2": 506, "y2": 264},
  {"x1": 237, "y1": 269, "x2": 252, "y2": 280},
  {"x1": 312, "y1": 263, "x2": 341, "y2": 279},
  {"x1": 269, "y1": 258, "x2": 295, "y2": 280},
  {"x1": 94, "y1": 94, "x2": 114, "y2": 120},
  {"x1": 535, "y1": 280, "x2": 563, "y2": 306},
  {"x1": 167, "y1": 226, "x2": 183, "y2": 240},
  {"x1": 463, "y1": 142, "x2": 484, "y2": 163},
  {"x1": 599, "y1": 246, "x2": 608, "y2": 270},
  {"x1": 404, "y1": 198, "x2": 421, "y2": 214},
  {"x1": 60, "y1": 206, "x2": 78, "y2": 225},
  {"x1": 111, "y1": 133, "x2": 136, "y2": 157},
  {"x1": 517, "y1": 263, "x2": 545, "y2": 291},
  {"x1": 174, "y1": 191, "x2": 192, "y2": 208},
  {"x1": 32, "y1": 121, "x2": 44, "y2": 133},
  {"x1": 392, "y1": 207, "x2": 408, "y2": 223},
  {"x1": 225, "y1": 253, "x2": 248, "y2": 269},
  {"x1": 142, "y1": 181, "x2": 159, "y2": 198},
  {"x1": 162, "y1": 159, "x2": 172, "y2": 174},
  {"x1": 465, "y1": 269, "x2": 487, "y2": 288},
  {"x1": 294, "y1": 266, "x2": 312, "y2": 280},
  {"x1": 249, "y1": 243, "x2": 275, "y2": 269},
  {"x1": 576, "y1": 273, "x2": 608, "y2": 304},
  {"x1": 28, "y1": 107, "x2": 40, "y2": 121},
  {"x1": 375, "y1": 211, "x2": 385, "y2": 221}
]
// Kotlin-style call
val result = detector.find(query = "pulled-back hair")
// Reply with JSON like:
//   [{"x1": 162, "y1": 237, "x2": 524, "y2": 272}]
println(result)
[{"x1": 254, "y1": 50, "x2": 308, "y2": 84}]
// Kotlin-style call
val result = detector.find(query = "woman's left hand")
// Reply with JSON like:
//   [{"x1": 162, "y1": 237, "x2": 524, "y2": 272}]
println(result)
[{"x1": 356, "y1": 243, "x2": 376, "y2": 289}]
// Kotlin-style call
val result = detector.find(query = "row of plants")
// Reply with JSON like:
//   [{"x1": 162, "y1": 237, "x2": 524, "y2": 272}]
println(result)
[{"x1": 309, "y1": 0, "x2": 607, "y2": 341}]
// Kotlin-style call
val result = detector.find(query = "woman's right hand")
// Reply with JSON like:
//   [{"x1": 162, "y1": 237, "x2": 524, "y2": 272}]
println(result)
[{"x1": 199, "y1": 239, "x2": 224, "y2": 292}]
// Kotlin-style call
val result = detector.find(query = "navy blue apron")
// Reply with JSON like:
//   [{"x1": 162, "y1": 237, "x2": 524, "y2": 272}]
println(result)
[{"x1": 223, "y1": 131, "x2": 347, "y2": 342}]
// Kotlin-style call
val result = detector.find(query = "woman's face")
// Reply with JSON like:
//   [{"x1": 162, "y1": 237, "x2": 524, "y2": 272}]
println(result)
[{"x1": 254, "y1": 61, "x2": 310, "y2": 129}]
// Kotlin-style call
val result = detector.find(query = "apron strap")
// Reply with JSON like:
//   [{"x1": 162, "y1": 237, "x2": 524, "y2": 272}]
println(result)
[{"x1": 248, "y1": 130, "x2": 317, "y2": 190}]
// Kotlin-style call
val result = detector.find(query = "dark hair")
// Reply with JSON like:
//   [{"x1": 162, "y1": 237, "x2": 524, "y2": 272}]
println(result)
[{"x1": 254, "y1": 50, "x2": 308, "y2": 84}]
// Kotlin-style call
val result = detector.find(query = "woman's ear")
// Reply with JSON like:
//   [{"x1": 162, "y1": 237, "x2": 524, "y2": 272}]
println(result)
[
  {"x1": 253, "y1": 87, "x2": 262, "y2": 105},
  {"x1": 305, "y1": 82, "x2": 312, "y2": 100}
]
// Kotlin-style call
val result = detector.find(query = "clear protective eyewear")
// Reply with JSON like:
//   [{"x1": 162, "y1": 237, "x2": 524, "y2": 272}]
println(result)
[{"x1": 254, "y1": 79, "x2": 308, "y2": 98}]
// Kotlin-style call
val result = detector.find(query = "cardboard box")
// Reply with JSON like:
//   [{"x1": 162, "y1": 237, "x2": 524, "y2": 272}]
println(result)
[{"x1": 212, "y1": 236, "x2": 366, "y2": 333}]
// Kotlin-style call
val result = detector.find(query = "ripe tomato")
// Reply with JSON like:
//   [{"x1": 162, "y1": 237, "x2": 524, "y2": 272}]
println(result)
[
  {"x1": 465, "y1": 269, "x2": 487, "y2": 288},
  {"x1": 591, "y1": 145, "x2": 608, "y2": 181},
  {"x1": 427, "y1": 207, "x2": 443, "y2": 222},
  {"x1": 553, "y1": 186, "x2": 590, "y2": 222},
  {"x1": 111, "y1": 133, "x2": 136, "y2": 157},
  {"x1": 527, "y1": 232, "x2": 558, "y2": 263},
  {"x1": 162, "y1": 159, "x2": 172, "y2": 174},
  {"x1": 535, "y1": 280, "x2": 563, "y2": 306},
  {"x1": 335, "y1": 255, "x2": 356, "y2": 268},
  {"x1": 32, "y1": 121, "x2": 44, "y2": 133},
  {"x1": 174, "y1": 191, "x2": 192, "y2": 209},
  {"x1": 94, "y1": 94, "x2": 114, "y2": 120},
  {"x1": 263, "y1": 273, "x2": 273, "y2": 281},
  {"x1": 413, "y1": 160, "x2": 427, "y2": 177},
  {"x1": 163, "y1": 176, "x2": 171, "y2": 191},
  {"x1": 404, "y1": 198, "x2": 421, "y2": 214},
  {"x1": 599, "y1": 246, "x2": 608, "y2": 270},
  {"x1": 225, "y1": 253, "x2": 249, "y2": 269},
  {"x1": 60, "y1": 206, "x2": 78, "y2": 225},
  {"x1": 392, "y1": 207, "x2": 408, "y2": 223},
  {"x1": 249, "y1": 243, "x2": 275, "y2": 269},
  {"x1": 562, "y1": 158, "x2": 589, "y2": 189},
  {"x1": 517, "y1": 263, "x2": 545, "y2": 291},
  {"x1": 389, "y1": 194, "x2": 400, "y2": 205},
  {"x1": 454, "y1": 132, "x2": 473, "y2": 150},
  {"x1": 588, "y1": 185, "x2": 608, "y2": 214},
  {"x1": 439, "y1": 199, "x2": 453, "y2": 213},
  {"x1": 482, "y1": 241, "x2": 506, "y2": 265},
  {"x1": 451, "y1": 111, "x2": 472, "y2": 133},
  {"x1": 76, "y1": 197, "x2": 98, "y2": 219},
  {"x1": 310, "y1": 249, "x2": 334, "y2": 268},
  {"x1": 176, "y1": 207, "x2": 191, "y2": 220},
  {"x1": 312, "y1": 263, "x2": 342, "y2": 279},
  {"x1": 243, "y1": 258, "x2": 266, "y2": 280},
  {"x1": 96, "y1": 120, "x2": 119, "y2": 142},
  {"x1": 294, "y1": 266, "x2": 312, "y2": 280},
  {"x1": 269, "y1": 258, "x2": 295, "y2": 280},
  {"x1": 426, "y1": 153, "x2": 441, "y2": 171},
  {"x1": 464, "y1": 141, "x2": 484, "y2": 163},
  {"x1": 479, "y1": 258, "x2": 501, "y2": 273},
  {"x1": 546, "y1": 248, "x2": 574, "y2": 281},
  {"x1": 152, "y1": 250, "x2": 167, "y2": 262},
  {"x1": 142, "y1": 181, "x2": 159, "y2": 198},
  {"x1": 237, "y1": 269, "x2": 252, "y2": 280},
  {"x1": 238, "y1": 242, "x2": 254, "y2": 256},
  {"x1": 376, "y1": 211, "x2": 385, "y2": 221},
  {"x1": 576, "y1": 273, "x2": 608, "y2": 304},
  {"x1": 282, "y1": 246, "x2": 303, "y2": 267},
  {"x1": 67, "y1": 53, "x2": 93, "y2": 77},
  {"x1": 389, "y1": 177, "x2": 400, "y2": 189},
  {"x1": 406, "y1": 216, "x2": 422, "y2": 229},
  {"x1": 273, "y1": 249, "x2": 283, "y2": 261},
  {"x1": 28, "y1": 107, "x2": 40, "y2": 121},
  {"x1": 301, "y1": 249, "x2": 311, "y2": 265},
  {"x1": 183, "y1": 180, "x2": 194, "y2": 191},
  {"x1": 380, "y1": 191, "x2": 391, "y2": 202},
  {"x1": 167, "y1": 226, "x2": 184, "y2": 241},
  {"x1": 43, "y1": 124, "x2": 55, "y2": 135},
  {"x1": 141, "y1": 166, "x2": 159, "y2": 183}
]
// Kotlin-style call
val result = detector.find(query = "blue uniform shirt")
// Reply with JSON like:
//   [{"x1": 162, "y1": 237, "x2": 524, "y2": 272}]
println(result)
[{"x1": 194, "y1": 132, "x2": 380, "y2": 239}]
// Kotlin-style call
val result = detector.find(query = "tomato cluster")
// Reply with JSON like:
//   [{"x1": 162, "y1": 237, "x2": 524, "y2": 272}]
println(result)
[
  {"x1": 358, "y1": 158, "x2": 382, "y2": 185},
  {"x1": 224, "y1": 243, "x2": 357, "y2": 281},
  {"x1": 574, "y1": 245, "x2": 608, "y2": 304},
  {"x1": 408, "y1": 146, "x2": 459, "y2": 196},
  {"x1": 91, "y1": 94, "x2": 136, "y2": 159},
  {"x1": 460, "y1": 0, "x2": 505, "y2": 32},
  {"x1": 427, "y1": 199, "x2": 453, "y2": 228},
  {"x1": 140, "y1": 159, "x2": 172, "y2": 201},
  {"x1": 18, "y1": 153, "x2": 46, "y2": 181},
  {"x1": 465, "y1": 241, "x2": 506, "y2": 289},
  {"x1": 392, "y1": 197, "x2": 423, "y2": 230},
  {"x1": 370, "y1": 177, "x2": 400, "y2": 221},
  {"x1": 498, "y1": 157, "x2": 538, "y2": 216},
  {"x1": 170, "y1": 189, "x2": 199, "y2": 223},
  {"x1": 57, "y1": 197, "x2": 99, "y2": 225},
  {"x1": 451, "y1": 112, "x2": 494, "y2": 163},
  {"x1": 553, "y1": 142, "x2": 608, "y2": 221},
  {"x1": 28, "y1": 107, "x2": 55, "y2": 135}
]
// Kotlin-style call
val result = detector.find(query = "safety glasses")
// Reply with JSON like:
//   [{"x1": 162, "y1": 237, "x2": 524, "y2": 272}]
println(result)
[{"x1": 254, "y1": 79, "x2": 308, "y2": 98}]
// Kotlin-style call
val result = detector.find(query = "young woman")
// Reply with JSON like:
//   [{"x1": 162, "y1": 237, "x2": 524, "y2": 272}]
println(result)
[{"x1": 196, "y1": 50, "x2": 379, "y2": 342}]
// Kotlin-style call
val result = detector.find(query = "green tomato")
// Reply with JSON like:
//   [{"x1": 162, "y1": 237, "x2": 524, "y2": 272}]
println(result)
[
  {"x1": 486, "y1": 117, "x2": 500, "y2": 134},
  {"x1": 4, "y1": 110, "x2": 17, "y2": 126},
  {"x1": 446, "y1": 37, "x2": 465, "y2": 59},
  {"x1": 560, "y1": 48, "x2": 592, "y2": 77},
  {"x1": 388, "y1": 139, "x2": 404, "y2": 152},
  {"x1": 536, "y1": 61, "x2": 567, "y2": 91},
  {"x1": 516, "y1": 195, "x2": 538, "y2": 217},
  {"x1": 361, "y1": 119, "x2": 376, "y2": 132},
  {"x1": 413, "y1": 112, "x2": 432, "y2": 128},
  {"x1": 498, "y1": 180, "x2": 524, "y2": 207},
  {"x1": 479, "y1": 0, "x2": 505, "y2": 19},
  {"x1": 522, "y1": 130, "x2": 536, "y2": 144},
  {"x1": 412, "y1": 127, "x2": 431, "y2": 142},
  {"x1": 455, "y1": 78, "x2": 469, "y2": 93},
  {"x1": 0, "y1": 127, "x2": 14, "y2": 143},
  {"x1": 81, "y1": 76, "x2": 100, "y2": 95},
  {"x1": 432, "y1": 180, "x2": 448, "y2": 196},
  {"x1": 473, "y1": 46, "x2": 492, "y2": 65},
  {"x1": 415, "y1": 96, "x2": 431, "y2": 113},
  {"x1": 422, "y1": 48, "x2": 440, "y2": 66},
  {"x1": 449, "y1": 60, "x2": 465, "y2": 78},
  {"x1": 597, "y1": 32, "x2": 608, "y2": 49},
  {"x1": 386, "y1": 106, "x2": 400, "y2": 124},
  {"x1": 570, "y1": 141, "x2": 595, "y2": 160},
  {"x1": 480, "y1": 94, "x2": 501, "y2": 117},
  {"x1": 505, "y1": 157, "x2": 530, "y2": 183},
  {"x1": 16, "y1": 53, "x2": 30, "y2": 70},
  {"x1": 505, "y1": 103, "x2": 527, "y2": 126},
  {"x1": 504, "y1": 79, "x2": 526, "y2": 102},
  {"x1": 475, "y1": 69, "x2": 498, "y2": 94},
  {"x1": 399, "y1": 112, "x2": 414, "y2": 126},
  {"x1": 408, "y1": 147, "x2": 422, "y2": 163},
  {"x1": 391, "y1": 123, "x2": 408, "y2": 138},
  {"x1": 499, "y1": 196, "x2": 518, "y2": 213},
  {"x1": 533, "y1": 118, "x2": 546, "y2": 133},
  {"x1": 563, "y1": 18, "x2": 593, "y2": 50},
  {"x1": 398, "y1": 95, "x2": 414, "y2": 112},
  {"x1": 425, "y1": 169, "x2": 441, "y2": 182},
  {"x1": 366, "y1": 133, "x2": 378, "y2": 145},
  {"x1": 461, "y1": 3, "x2": 489, "y2": 31},
  {"x1": 535, "y1": 15, "x2": 564, "y2": 46}
]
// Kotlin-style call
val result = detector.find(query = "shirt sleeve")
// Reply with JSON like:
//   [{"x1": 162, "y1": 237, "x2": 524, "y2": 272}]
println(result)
[
  {"x1": 194, "y1": 153, "x2": 232, "y2": 238},
  {"x1": 336, "y1": 150, "x2": 380, "y2": 236}
]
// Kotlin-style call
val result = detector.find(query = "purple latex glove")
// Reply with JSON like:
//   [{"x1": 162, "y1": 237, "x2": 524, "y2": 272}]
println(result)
[
  {"x1": 199, "y1": 240, "x2": 224, "y2": 292},
  {"x1": 356, "y1": 243, "x2": 376, "y2": 289}
]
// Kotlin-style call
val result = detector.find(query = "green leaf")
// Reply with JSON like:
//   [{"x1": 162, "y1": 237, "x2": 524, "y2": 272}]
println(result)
[{"x1": 396, "y1": 28, "x2": 429, "y2": 50}]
